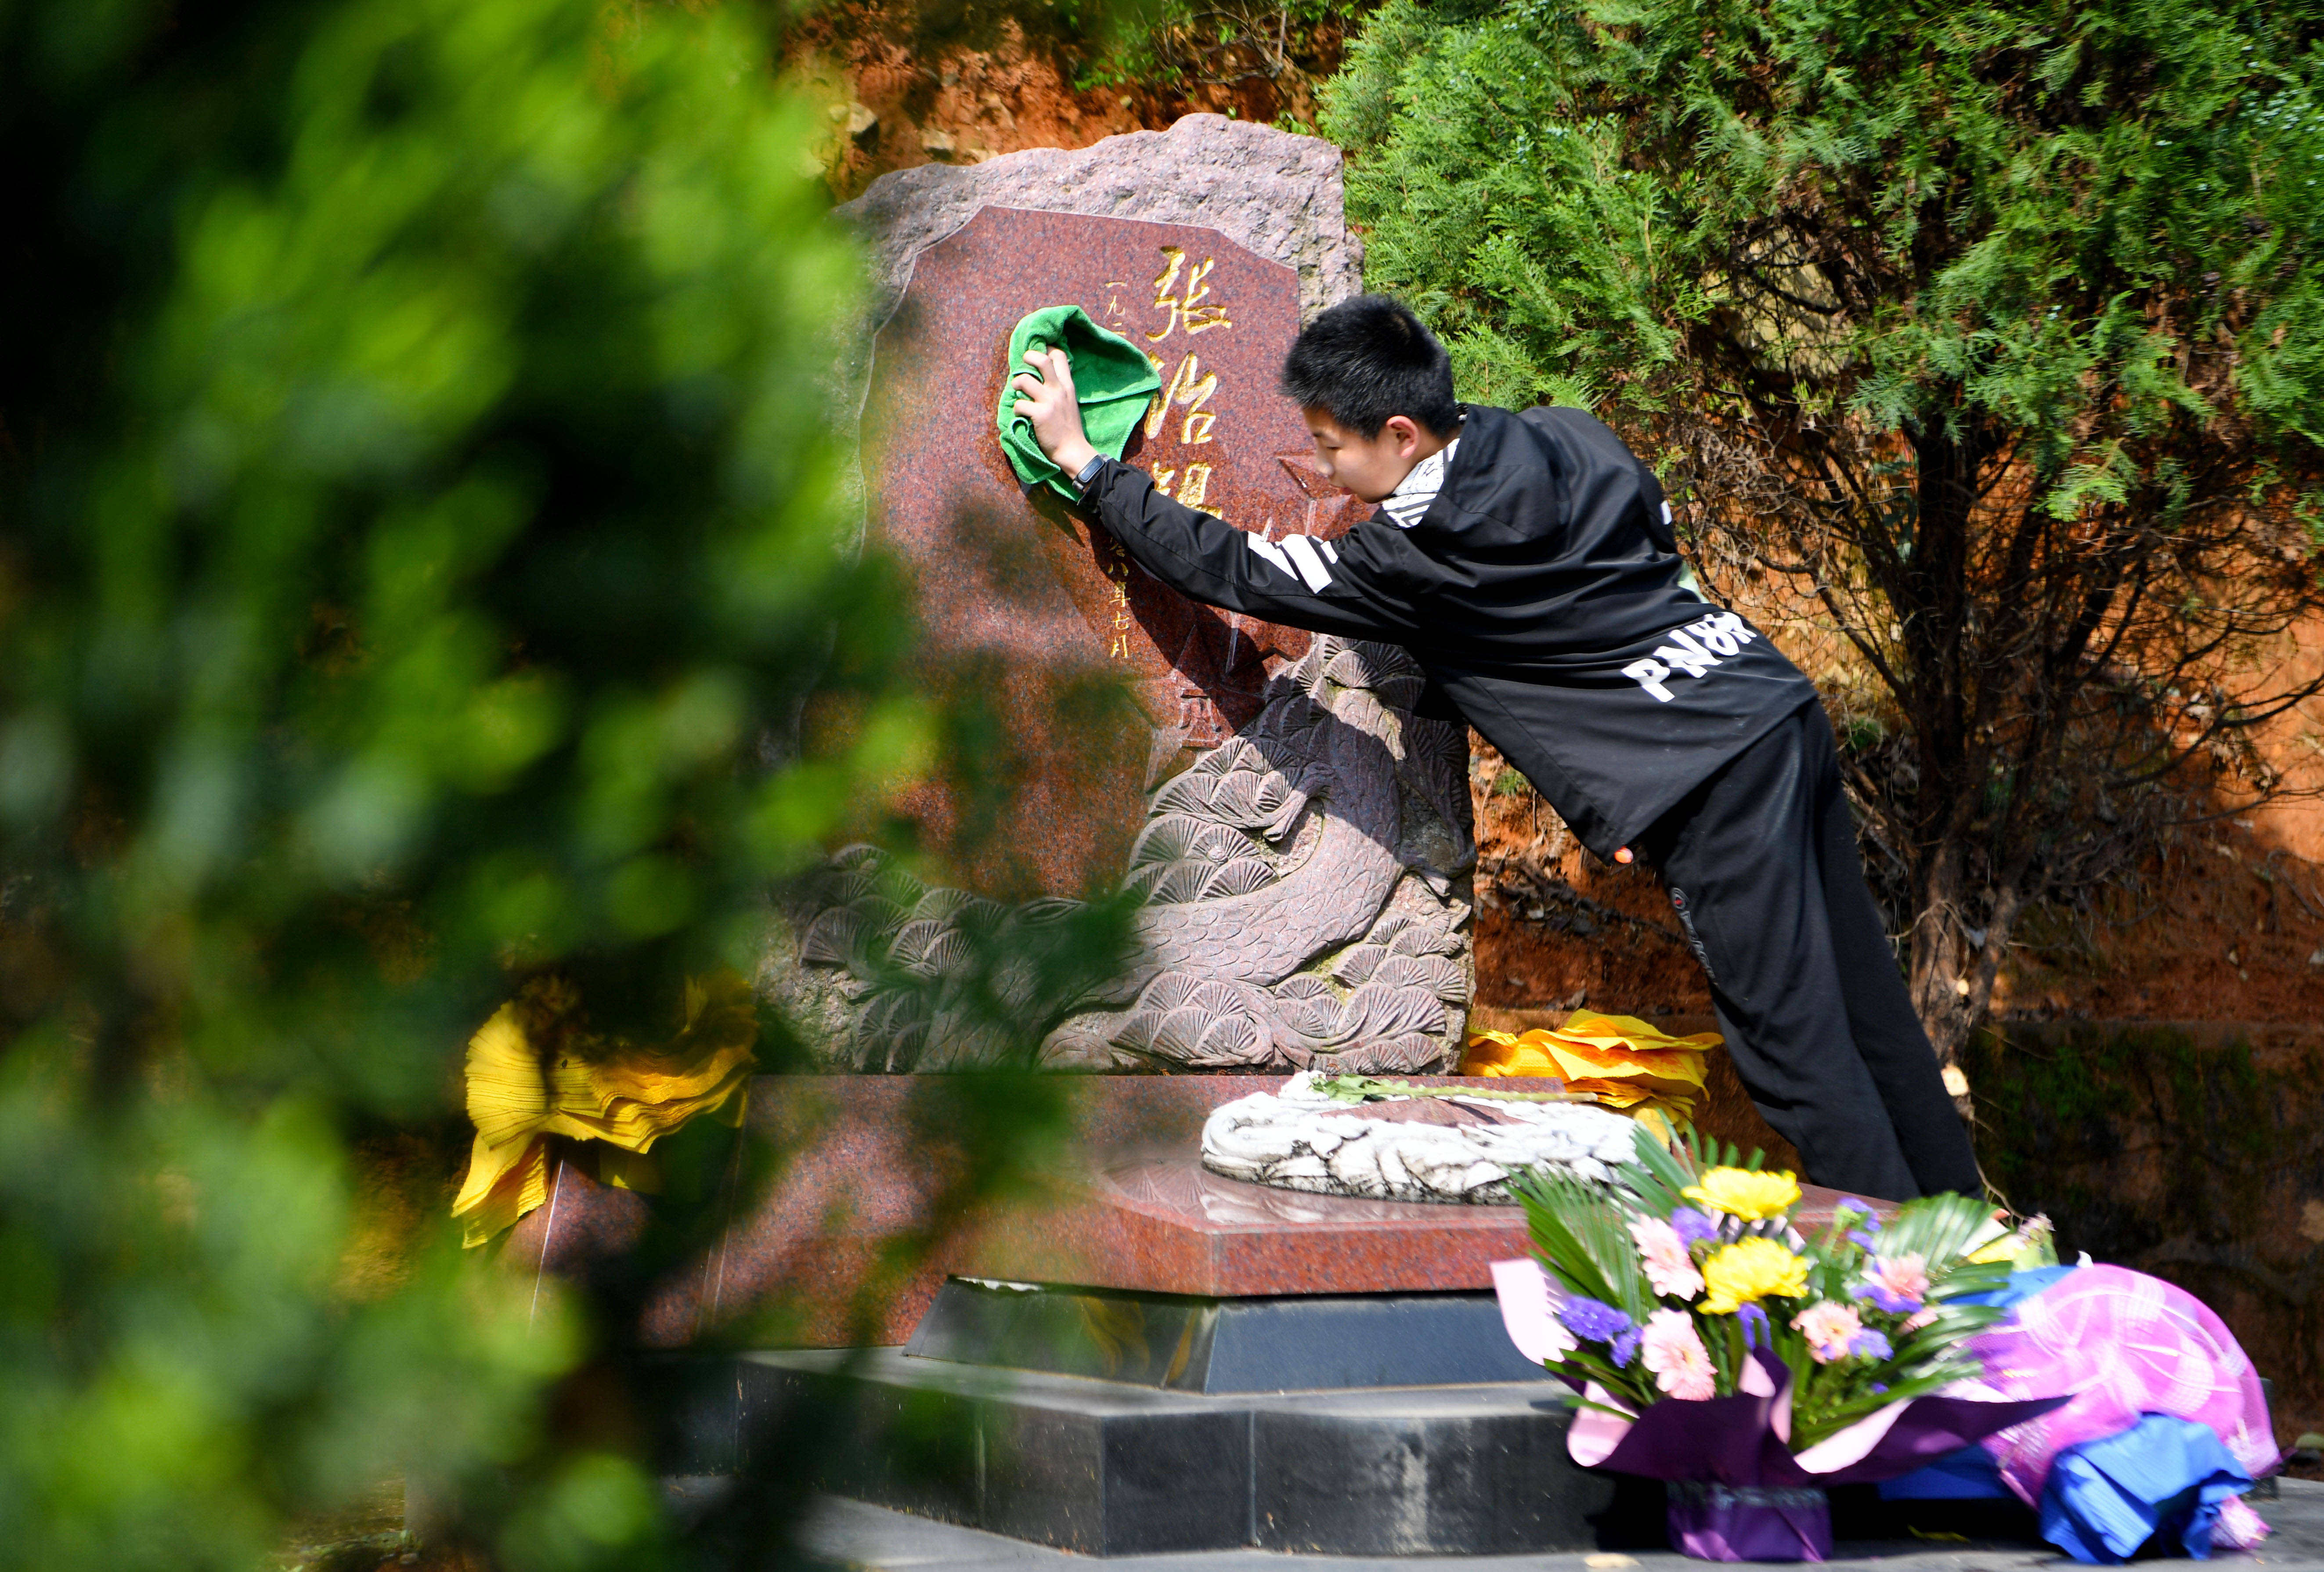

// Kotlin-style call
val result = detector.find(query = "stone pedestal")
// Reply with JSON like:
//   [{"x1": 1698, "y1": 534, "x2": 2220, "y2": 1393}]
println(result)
[
  {"x1": 517, "y1": 1073, "x2": 1891, "y2": 1557},
  {"x1": 505, "y1": 1073, "x2": 1875, "y2": 1346},
  {"x1": 705, "y1": 1348, "x2": 1624, "y2": 1557},
  {"x1": 904, "y1": 1277, "x2": 1554, "y2": 1392}
]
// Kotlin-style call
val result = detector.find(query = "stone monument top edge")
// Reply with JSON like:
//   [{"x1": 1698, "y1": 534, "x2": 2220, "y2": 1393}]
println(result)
[
  {"x1": 834, "y1": 114, "x2": 1362, "y2": 322},
  {"x1": 917, "y1": 203, "x2": 1303, "y2": 288}
]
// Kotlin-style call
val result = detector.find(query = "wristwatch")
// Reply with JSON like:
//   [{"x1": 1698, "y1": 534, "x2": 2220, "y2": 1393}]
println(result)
[{"x1": 1071, "y1": 454, "x2": 1108, "y2": 492}]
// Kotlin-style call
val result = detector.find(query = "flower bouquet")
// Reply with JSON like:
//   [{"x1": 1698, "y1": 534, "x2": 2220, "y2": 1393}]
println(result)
[{"x1": 1495, "y1": 1129, "x2": 2067, "y2": 1562}]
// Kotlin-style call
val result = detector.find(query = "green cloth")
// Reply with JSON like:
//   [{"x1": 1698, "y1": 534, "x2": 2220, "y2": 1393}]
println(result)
[{"x1": 997, "y1": 306, "x2": 1163, "y2": 500}]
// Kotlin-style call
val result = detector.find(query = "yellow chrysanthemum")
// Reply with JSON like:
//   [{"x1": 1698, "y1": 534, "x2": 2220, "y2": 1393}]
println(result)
[
  {"x1": 1700, "y1": 1237, "x2": 1812, "y2": 1314},
  {"x1": 1682, "y1": 1166, "x2": 1802, "y2": 1222}
]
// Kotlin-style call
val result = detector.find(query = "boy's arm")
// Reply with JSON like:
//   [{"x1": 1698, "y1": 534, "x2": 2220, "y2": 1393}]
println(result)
[
  {"x1": 1010, "y1": 347, "x2": 1427, "y2": 642},
  {"x1": 1078, "y1": 459, "x2": 1426, "y2": 640}
]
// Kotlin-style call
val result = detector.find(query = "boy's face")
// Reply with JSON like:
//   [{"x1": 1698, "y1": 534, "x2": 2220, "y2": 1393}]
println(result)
[{"x1": 1299, "y1": 407, "x2": 1442, "y2": 504}]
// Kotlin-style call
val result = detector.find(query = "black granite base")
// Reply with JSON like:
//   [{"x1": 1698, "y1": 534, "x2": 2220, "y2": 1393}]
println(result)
[
  {"x1": 693, "y1": 1348, "x2": 1624, "y2": 1557},
  {"x1": 664, "y1": 1280, "x2": 2283, "y2": 1558},
  {"x1": 904, "y1": 1278, "x2": 1555, "y2": 1393}
]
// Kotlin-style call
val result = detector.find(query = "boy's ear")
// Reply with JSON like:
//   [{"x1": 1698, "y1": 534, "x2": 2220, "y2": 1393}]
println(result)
[{"x1": 1382, "y1": 414, "x2": 1422, "y2": 456}]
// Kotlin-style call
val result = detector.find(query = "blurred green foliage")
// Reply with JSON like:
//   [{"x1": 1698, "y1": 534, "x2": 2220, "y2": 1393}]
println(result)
[{"x1": 0, "y1": 0, "x2": 1127, "y2": 1566}]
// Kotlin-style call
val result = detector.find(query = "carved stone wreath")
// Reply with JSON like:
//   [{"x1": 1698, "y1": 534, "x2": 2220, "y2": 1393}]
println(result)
[
  {"x1": 1201, "y1": 1072, "x2": 1642, "y2": 1204},
  {"x1": 766, "y1": 635, "x2": 1476, "y2": 1072}
]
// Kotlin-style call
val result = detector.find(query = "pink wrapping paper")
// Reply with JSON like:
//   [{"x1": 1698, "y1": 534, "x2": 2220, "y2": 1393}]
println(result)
[
  {"x1": 1968, "y1": 1265, "x2": 2280, "y2": 1511},
  {"x1": 1559, "y1": 1349, "x2": 2065, "y2": 1561}
]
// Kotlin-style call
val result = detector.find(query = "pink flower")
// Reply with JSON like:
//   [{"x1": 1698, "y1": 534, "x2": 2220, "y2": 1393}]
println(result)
[
  {"x1": 1856, "y1": 1253, "x2": 1931, "y2": 1313},
  {"x1": 1629, "y1": 1217, "x2": 1705, "y2": 1301},
  {"x1": 1791, "y1": 1300, "x2": 1864, "y2": 1363},
  {"x1": 1640, "y1": 1308, "x2": 1717, "y2": 1400},
  {"x1": 1901, "y1": 1307, "x2": 1938, "y2": 1333}
]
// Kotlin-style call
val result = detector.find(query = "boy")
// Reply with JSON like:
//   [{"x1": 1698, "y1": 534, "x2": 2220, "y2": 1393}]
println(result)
[{"x1": 1012, "y1": 293, "x2": 1978, "y2": 1201}]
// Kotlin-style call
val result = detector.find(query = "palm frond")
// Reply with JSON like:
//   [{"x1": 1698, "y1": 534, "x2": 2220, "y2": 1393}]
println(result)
[
  {"x1": 1617, "y1": 1121, "x2": 1700, "y2": 1215},
  {"x1": 1878, "y1": 1192, "x2": 2001, "y2": 1266},
  {"x1": 1514, "y1": 1166, "x2": 1653, "y2": 1321}
]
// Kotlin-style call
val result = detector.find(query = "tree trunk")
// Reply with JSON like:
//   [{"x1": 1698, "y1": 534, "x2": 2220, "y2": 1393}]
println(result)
[
  {"x1": 1907, "y1": 839, "x2": 1974, "y2": 1063},
  {"x1": 1907, "y1": 830, "x2": 2024, "y2": 1118},
  {"x1": 1890, "y1": 417, "x2": 1997, "y2": 1115}
]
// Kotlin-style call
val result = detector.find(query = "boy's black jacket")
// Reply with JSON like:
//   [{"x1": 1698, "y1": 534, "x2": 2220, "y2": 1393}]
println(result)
[{"x1": 1077, "y1": 402, "x2": 1819, "y2": 859}]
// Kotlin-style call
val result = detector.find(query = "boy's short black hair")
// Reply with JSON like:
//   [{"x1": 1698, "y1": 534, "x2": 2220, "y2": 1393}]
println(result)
[{"x1": 1279, "y1": 294, "x2": 1461, "y2": 438}]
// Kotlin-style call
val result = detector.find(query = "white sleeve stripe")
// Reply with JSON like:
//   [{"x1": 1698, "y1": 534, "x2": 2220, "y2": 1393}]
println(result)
[
  {"x1": 1316, "y1": 537, "x2": 1339, "y2": 563},
  {"x1": 1280, "y1": 533, "x2": 1335, "y2": 591},
  {"x1": 1245, "y1": 535, "x2": 1297, "y2": 581}
]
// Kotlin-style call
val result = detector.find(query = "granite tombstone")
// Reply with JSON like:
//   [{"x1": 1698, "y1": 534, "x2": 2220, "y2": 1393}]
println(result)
[{"x1": 768, "y1": 118, "x2": 1476, "y2": 1074}]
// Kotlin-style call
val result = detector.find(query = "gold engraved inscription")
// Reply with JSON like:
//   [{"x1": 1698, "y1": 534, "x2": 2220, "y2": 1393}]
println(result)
[
  {"x1": 1154, "y1": 353, "x2": 1219, "y2": 446},
  {"x1": 1132, "y1": 246, "x2": 1230, "y2": 537},
  {"x1": 1142, "y1": 350, "x2": 1170, "y2": 440},
  {"x1": 1144, "y1": 248, "x2": 1230, "y2": 341},
  {"x1": 1104, "y1": 561, "x2": 1134, "y2": 661}
]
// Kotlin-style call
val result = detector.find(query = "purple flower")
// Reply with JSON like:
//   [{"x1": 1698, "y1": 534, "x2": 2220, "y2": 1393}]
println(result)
[
  {"x1": 1853, "y1": 1281, "x2": 1922, "y2": 1315},
  {"x1": 1850, "y1": 1329, "x2": 1894, "y2": 1361},
  {"x1": 1836, "y1": 1197, "x2": 1883, "y2": 1250},
  {"x1": 1610, "y1": 1328, "x2": 1642, "y2": 1367},
  {"x1": 1669, "y1": 1207, "x2": 1719, "y2": 1247},
  {"x1": 1736, "y1": 1303, "x2": 1770, "y2": 1350},
  {"x1": 1870, "y1": 1383, "x2": 1889, "y2": 1395},
  {"x1": 1556, "y1": 1296, "x2": 1633, "y2": 1344}
]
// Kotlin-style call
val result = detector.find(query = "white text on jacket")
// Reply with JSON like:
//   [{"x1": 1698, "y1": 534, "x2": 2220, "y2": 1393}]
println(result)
[{"x1": 1621, "y1": 613, "x2": 1760, "y2": 703}]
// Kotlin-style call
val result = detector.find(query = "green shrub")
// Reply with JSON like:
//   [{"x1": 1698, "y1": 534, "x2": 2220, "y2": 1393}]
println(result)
[{"x1": 1323, "y1": 0, "x2": 2324, "y2": 1053}]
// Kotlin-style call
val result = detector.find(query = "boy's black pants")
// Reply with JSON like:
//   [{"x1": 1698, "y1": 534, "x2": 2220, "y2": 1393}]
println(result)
[{"x1": 1638, "y1": 702, "x2": 1982, "y2": 1201}]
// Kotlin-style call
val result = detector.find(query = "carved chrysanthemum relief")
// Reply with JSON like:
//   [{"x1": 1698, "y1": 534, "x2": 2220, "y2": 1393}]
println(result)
[{"x1": 770, "y1": 635, "x2": 1476, "y2": 1071}]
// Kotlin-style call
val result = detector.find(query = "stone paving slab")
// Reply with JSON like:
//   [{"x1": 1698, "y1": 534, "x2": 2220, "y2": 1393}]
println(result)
[{"x1": 795, "y1": 1478, "x2": 2324, "y2": 1570}]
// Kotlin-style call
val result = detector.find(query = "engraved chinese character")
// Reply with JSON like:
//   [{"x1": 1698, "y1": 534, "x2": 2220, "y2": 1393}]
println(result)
[
  {"x1": 1151, "y1": 354, "x2": 1219, "y2": 445},
  {"x1": 1140, "y1": 350, "x2": 1166, "y2": 438},
  {"x1": 1176, "y1": 463, "x2": 1213, "y2": 508},
  {"x1": 1144, "y1": 248, "x2": 1230, "y2": 341}
]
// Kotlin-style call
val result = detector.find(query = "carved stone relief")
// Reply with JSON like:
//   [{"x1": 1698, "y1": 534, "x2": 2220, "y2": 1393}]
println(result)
[{"x1": 775, "y1": 634, "x2": 1473, "y2": 1071}]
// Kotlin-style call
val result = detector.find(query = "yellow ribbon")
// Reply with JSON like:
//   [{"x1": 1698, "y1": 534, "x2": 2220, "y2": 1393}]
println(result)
[
  {"x1": 1458, "y1": 1009, "x2": 1718, "y2": 1125},
  {"x1": 451, "y1": 971, "x2": 758, "y2": 1247}
]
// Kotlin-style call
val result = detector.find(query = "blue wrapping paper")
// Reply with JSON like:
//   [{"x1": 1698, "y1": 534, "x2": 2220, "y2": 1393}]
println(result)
[{"x1": 2039, "y1": 1413, "x2": 2253, "y2": 1563}]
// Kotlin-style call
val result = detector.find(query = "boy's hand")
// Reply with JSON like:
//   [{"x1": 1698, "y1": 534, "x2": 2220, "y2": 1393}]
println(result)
[{"x1": 1010, "y1": 347, "x2": 1101, "y2": 481}]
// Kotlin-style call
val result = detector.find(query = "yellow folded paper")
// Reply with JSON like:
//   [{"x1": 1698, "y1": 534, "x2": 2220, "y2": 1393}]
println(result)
[
  {"x1": 452, "y1": 970, "x2": 758, "y2": 1247},
  {"x1": 1459, "y1": 1010, "x2": 1718, "y2": 1125}
]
